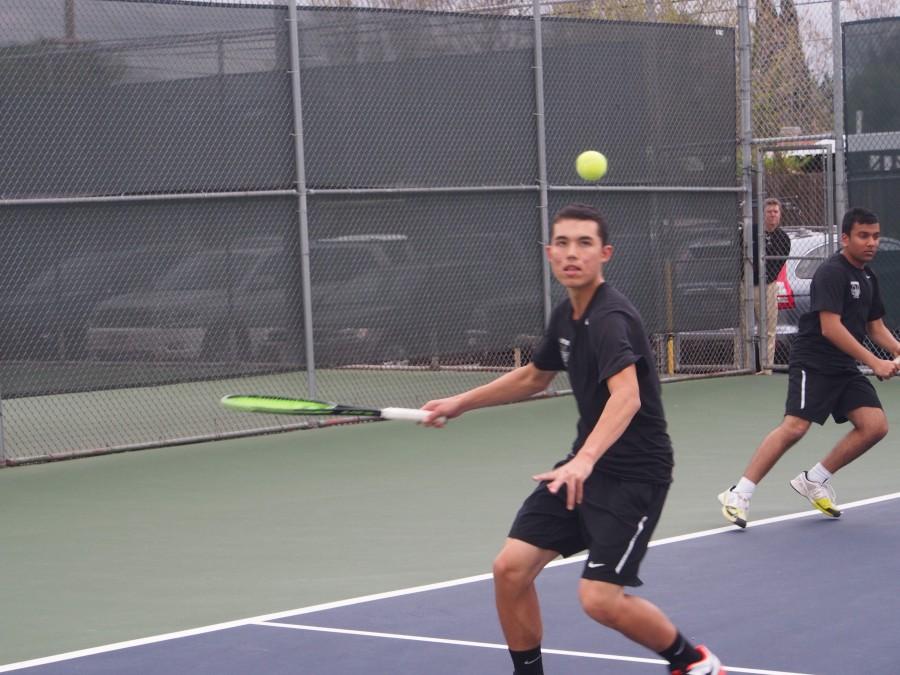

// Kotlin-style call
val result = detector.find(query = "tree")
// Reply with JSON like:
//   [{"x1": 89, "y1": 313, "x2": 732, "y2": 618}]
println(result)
[
  {"x1": 548, "y1": 0, "x2": 736, "y2": 24},
  {"x1": 751, "y1": 0, "x2": 830, "y2": 138}
]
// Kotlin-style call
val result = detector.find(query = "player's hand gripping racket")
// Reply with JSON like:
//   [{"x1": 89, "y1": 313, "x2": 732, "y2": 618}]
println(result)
[
  {"x1": 220, "y1": 394, "x2": 431, "y2": 422},
  {"x1": 876, "y1": 355, "x2": 900, "y2": 381}
]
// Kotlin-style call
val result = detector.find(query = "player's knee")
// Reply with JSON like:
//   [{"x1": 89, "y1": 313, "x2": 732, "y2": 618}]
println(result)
[
  {"x1": 780, "y1": 417, "x2": 809, "y2": 444},
  {"x1": 864, "y1": 416, "x2": 888, "y2": 444},
  {"x1": 578, "y1": 584, "x2": 622, "y2": 627},
  {"x1": 491, "y1": 553, "x2": 513, "y2": 582},
  {"x1": 492, "y1": 552, "x2": 529, "y2": 588}
]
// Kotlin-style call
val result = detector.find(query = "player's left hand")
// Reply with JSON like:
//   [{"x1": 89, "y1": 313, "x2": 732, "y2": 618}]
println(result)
[{"x1": 533, "y1": 455, "x2": 595, "y2": 510}]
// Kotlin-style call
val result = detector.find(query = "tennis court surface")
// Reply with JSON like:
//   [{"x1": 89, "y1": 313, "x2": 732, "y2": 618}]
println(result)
[
  {"x1": 3, "y1": 376, "x2": 900, "y2": 674},
  {"x1": 4, "y1": 494, "x2": 899, "y2": 674}
]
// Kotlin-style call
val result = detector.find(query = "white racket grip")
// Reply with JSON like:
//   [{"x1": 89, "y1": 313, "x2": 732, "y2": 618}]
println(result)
[{"x1": 380, "y1": 407, "x2": 432, "y2": 422}]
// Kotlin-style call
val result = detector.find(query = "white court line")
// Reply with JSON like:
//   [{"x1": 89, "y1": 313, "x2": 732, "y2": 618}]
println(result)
[
  {"x1": 257, "y1": 621, "x2": 816, "y2": 675},
  {"x1": 2, "y1": 491, "x2": 897, "y2": 672}
]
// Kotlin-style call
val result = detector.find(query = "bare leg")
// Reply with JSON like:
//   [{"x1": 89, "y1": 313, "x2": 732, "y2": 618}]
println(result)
[
  {"x1": 578, "y1": 579, "x2": 676, "y2": 652},
  {"x1": 742, "y1": 415, "x2": 811, "y2": 484},
  {"x1": 820, "y1": 406, "x2": 888, "y2": 473},
  {"x1": 492, "y1": 538, "x2": 559, "y2": 650}
]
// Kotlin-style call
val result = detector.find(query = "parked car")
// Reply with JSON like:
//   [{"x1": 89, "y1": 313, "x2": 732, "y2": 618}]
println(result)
[
  {"x1": 0, "y1": 249, "x2": 176, "y2": 361},
  {"x1": 773, "y1": 227, "x2": 900, "y2": 363},
  {"x1": 85, "y1": 230, "x2": 550, "y2": 366},
  {"x1": 85, "y1": 236, "x2": 417, "y2": 365}
]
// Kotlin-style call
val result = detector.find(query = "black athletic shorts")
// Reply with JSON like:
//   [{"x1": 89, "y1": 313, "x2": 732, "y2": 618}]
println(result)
[
  {"x1": 507, "y1": 468, "x2": 668, "y2": 587},
  {"x1": 785, "y1": 365, "x2": 882, "y2": 425}
]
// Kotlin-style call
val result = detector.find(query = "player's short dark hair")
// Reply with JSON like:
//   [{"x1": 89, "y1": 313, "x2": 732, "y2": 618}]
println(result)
[
  {"x1": 551, "y1": 203, "x2": 610, "y2": 244},
  {"x1": 842, "y1": 207, "x2": 879, "y2": 236}
]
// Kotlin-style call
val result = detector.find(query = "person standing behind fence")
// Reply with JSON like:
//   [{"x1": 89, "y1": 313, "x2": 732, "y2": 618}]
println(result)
[{"x1": 756, "y1": 198, "x2": 791, "y2": 372}]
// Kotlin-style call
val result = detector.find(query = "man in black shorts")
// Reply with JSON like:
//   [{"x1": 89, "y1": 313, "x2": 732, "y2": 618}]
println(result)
[
  {"x1": 719, "y1": 207, "x2": 900, "y2": 528},
  {"x1": 423, "y1": 204, "x2": 724, "y2": 675}
]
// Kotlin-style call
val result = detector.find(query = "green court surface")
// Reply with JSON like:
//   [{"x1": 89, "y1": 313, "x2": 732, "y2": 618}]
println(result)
[
  {"x1": 2, "y1": 374, "x2": 900, "y2": 665},
  {"x1": 1, "y1": 365, "x2": 526, "y2": 463}
]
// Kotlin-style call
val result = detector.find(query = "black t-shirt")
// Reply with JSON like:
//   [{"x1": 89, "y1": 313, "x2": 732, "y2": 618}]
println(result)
[
  {"x1": 531, "y1": 284, "x2": 673, "y2": 484},
  {"x1": 752, "y1": 226, "x2": 791, "y2": 285},
  {"x1": 765, "y1": 227, "x2": 792, "y2": 285},
  {"x1": 790, "y1": 252, "x2": 885, "y2": 374}
]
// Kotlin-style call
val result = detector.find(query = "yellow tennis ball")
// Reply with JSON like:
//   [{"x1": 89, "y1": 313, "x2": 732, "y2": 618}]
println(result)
[{"x1": 576, "y1": 151, "x2": 608, "y2": 181}]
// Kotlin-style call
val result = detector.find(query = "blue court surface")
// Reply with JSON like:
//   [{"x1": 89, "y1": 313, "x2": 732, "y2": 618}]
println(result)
[{"x1": 4, "y1": 494, "x2": 898, "y2": 675}]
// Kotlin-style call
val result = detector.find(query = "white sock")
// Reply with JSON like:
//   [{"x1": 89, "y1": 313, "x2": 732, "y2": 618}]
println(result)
[
  {"x1": 807, "y1": 463, "x2": 833, "y2": 483},
  {"x1": 735, "y1": 477, "x2": 756, "y2": 495}
]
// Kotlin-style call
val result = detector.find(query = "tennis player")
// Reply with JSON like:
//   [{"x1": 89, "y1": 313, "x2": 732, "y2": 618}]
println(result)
[
  {"x1": 423, "y1": 203, "x2": 724, "y2": 675},
  {"x1": 719, "y1": 207, "x2": 900, "y2": 528}
]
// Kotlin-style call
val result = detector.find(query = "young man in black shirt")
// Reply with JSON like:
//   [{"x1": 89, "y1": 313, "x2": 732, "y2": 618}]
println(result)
[
  {"x1": 719, "y1": 207, "x2": 900, "y2": 528},
  {"x1": 423, "y1": 204, "x2": 724, "y2": 675}
]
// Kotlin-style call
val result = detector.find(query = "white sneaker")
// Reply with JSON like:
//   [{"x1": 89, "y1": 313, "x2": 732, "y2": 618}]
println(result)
[
  {"x1": 790, "y1": 472, "x2": 841, "y2": 517},
  {"x1": 717, "y1": 487, "x2": 750, "y2": 528}
]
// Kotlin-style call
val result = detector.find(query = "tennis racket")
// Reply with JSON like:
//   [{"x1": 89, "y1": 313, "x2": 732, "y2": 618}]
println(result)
[{"x1": 220, "y1": 394, "x2": 430, "y2": 422}]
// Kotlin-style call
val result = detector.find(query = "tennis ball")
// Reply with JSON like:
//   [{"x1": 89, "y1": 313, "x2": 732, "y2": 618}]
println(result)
[{"x1": 575, "y1": 151, "x2": 608, "y2": 181}]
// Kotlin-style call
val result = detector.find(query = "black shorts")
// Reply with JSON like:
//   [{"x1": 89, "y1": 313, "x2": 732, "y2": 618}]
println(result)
[
  {"x1": 785, "y1": 366, "x2": 882, "y2": 424},
  {"x1": 507, "y1": 470, "x2": 668, "y2": 587}
]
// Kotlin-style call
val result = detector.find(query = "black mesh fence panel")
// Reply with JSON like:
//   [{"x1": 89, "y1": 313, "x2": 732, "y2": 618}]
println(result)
[
  {"x1": 844, "y1": 18, "x2": 900, "y2": 333},
  {"x1": 0, "y1": 1, "x2": 740, "y2": 463},
  {"x1": 844, "y1": 18, "x2": 900, "y2": 240},
  {"x1": 541, "y1": 20, "x2": 736, "y2": 188}
]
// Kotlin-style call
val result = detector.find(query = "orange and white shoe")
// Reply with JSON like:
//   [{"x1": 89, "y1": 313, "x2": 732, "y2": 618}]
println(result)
[{"x1": 670, "y1": 645, "x2": 726, "y2": 675}]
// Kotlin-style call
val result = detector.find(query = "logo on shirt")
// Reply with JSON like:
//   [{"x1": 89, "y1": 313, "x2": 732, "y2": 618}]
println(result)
[
  {"x1": 850, "y1": 280, "x2": 860, "y2": 299},
  {"x1": 558, "y1": 338, "x2": 571, "y2": 367}
]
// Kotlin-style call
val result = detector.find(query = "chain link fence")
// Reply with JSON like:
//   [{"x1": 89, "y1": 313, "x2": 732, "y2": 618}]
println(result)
[
  {"x1": 844, "y1": 17, "x2": 900, "y2": 237},
  {"x1": 8, "y1": 0, "x2": 897, "y2": 464},
  {"x1": 843, "y1": 17, "x2": 900, "y2": 356},
  {"x1": 749, "y1": 5, "x2": 899, "y2": 371}
]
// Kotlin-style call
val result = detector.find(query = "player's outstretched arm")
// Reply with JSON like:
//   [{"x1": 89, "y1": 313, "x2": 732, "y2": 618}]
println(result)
[{"x1": 421, "y1": 364, "x2": 555, "y2": 427}]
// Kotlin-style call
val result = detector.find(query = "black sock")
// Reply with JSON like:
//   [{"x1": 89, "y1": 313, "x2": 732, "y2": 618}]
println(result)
[
  {"x1": 658, "y1": 632, "x2": 702, "y2": 671},
  {"x1": 509, "y1": 645, "x2": 543, "y2": 675}
]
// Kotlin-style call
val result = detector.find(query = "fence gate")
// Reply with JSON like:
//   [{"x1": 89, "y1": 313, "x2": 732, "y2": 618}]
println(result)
[{"x1": 756, "y1": 141, "x2": 836, "y2": 370}]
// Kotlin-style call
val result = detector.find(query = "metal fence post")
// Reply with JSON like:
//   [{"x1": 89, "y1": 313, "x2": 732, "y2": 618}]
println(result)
[
  {"x1": 532, "y1": 0, "x2": 552, "y2": 329},
  {"x1": 755, "y1": 148, "x2": 769, "y2": 368},
  {"x1": 832, "y1": 0, "x2": 847, "y2": 221},
  {"x1": 286, "y1": 0, "x2": 317, "y2": 398},
  {"x1": 0, "y1": 386, "x2": 7, "y2": 465},
  {"x1": 738, "y1": 0, "x2": 757, "y2": 371}
]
